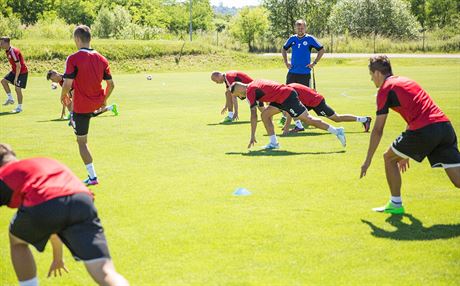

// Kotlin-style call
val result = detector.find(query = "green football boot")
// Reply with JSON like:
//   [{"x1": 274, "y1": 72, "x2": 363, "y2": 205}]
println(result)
[{"x1": 372, "y1": 201, "x2": 405, "y2": 214}]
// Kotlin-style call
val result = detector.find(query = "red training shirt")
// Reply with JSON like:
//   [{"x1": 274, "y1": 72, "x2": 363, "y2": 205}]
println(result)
[
  {"x1": 376, "y1": 76, "x2": 449, "y2": 130},
  {"x1": 246, "y1": 80, "x2": 294, "y2": 107},
  {"x1": 0, "y1": 158, "x2": 93, "y2": 208},
  {"x1": 5, "y1": 46, "x2": 28, "y2": 74},
  {"x1": 224, "y1": 71, "x2": 253, "y2": 88},
  {"x1": 64, "y1": 48, "x2": 112, "y2": 113},
  {"x1": 288, "y1": 83, "x2": 324, "y2": 107}
]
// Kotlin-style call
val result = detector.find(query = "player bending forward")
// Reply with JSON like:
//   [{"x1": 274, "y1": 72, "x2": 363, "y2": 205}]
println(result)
[
  {"x1": 360, "y1": 55, "x2": 460, "y2": 214},
  {"x1": 230, "y1": 79, "x2": 346, "y2": 149},
  {"x1": 0, "y1": 143, "x2": 129, "y2": 286},
  {"x1": 47, "y1": 70, "x2": 118, "y2": 120},
  {"x1": 280, "y1": 83, "x2": 372, "y2": 134}
]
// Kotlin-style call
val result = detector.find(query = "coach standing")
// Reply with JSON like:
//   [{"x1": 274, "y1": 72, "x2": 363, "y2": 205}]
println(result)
[{"x1": 281, "y1": 19, "x2": 325, "y2": 131}]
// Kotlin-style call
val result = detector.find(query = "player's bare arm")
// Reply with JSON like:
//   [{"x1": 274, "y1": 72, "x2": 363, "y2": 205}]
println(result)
[
  {"x1": 61, "y1": 79, "x2": 73, "y2": 106},
  {"x1": 248, "y1": 107, "x2": 258, "y2": 148},
  {"x1": 307, "y1": 48, "x2": 325, "y2": 69},
  {"x1": 48, "y1": 234, "x2": 69, "y2": 278},
  {"x1": 103, "y1": 79, "x2": 115, "y2": 107},
  {"x1": 283, "y1": 114, "x2": 293, "y2": 135},
  {"x1": 14, "y1": 62, "x2": 21, "y2": 86},
  {"x1": 281, "y1": 48, "x2": 291, "y2": 69},
  {"x1": 360, "y1": 114, "x2": 388, "y2": 178},
  {"x1": 232, "y1": 96, "x2": 239, "y2": 120}
]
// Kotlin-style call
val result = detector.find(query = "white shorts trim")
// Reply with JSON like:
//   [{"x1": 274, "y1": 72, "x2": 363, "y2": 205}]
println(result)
[
  {"x1": 431, "y1": 162, "x2": 460, "y2": 169},
  {"x1": 390, "y1": 145, "x2": 412, "y2": 160}
]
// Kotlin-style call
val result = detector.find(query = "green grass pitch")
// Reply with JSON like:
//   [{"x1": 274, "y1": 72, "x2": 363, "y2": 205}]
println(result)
[{"x1": 0, "y1": 59, "x2": 459, "y2": 285}]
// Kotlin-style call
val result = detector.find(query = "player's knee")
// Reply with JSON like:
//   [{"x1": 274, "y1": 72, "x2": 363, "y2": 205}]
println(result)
[
  {"x1": 383, "y1": 150, "x2": 395, "y2": 163},
  {"x1": 1, "y1": 78, "x2": 8, "y2": 85},
  {"x1": 76, "y1": 136, "x2": 87, "y2": 145},
  {"x1": 452, "y1": 178, "x2": 460, "y2": 189}
]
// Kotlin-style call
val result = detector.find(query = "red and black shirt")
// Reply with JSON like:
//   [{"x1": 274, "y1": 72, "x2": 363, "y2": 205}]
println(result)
[
  {"x1": 64, "y1": 48, "x2": 112, "y2": 113},
  {"x1": 287, "y1": 83, "x2": 324, "y2": 107},
  {"x1": 246, "y1": 80, "x2": 293, "y2": 108},
  {"x1": 224, "y1": 71, "x2": 253, "y2": 88},
  {"x1": 0, "y1": 158, "x2": 93, "y2": 208},
  {"x1": 5, "y1": 46, "x2": 28, "y2": 74},
  {"x1": 377, "y1": 76, "x2": 449, "y2": 130}
]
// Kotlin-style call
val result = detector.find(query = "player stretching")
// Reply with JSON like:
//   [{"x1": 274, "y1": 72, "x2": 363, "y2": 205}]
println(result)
[
  {"x1": 47, "y1": 70, "x2": 118, "y2": 120},
  {"x1": 211, "y1": 70, "x2": 258, "y2": 123},
  {"x1": 280, "y1": 83, "x2": 372, "y2": 134},
  {"x1": 230, "y1": 80, "x2": 346, "y2": 149},
  {"x1": 0, "y1": 37, "x2": 28, "y2": 113},
  {"x1": 360, "y1": 55, "x2": 460, "y2": 214},
  {"x1": 62, "y1": 25, "x2": 115, "y2": 186},
  {"x1": 0, "y1": 143, "x2": 129, "y2": 286}
]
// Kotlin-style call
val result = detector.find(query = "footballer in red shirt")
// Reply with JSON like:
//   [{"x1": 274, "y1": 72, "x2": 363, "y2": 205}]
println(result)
[
  {"x1": 360, "y1": 55, "x2": 460, "y2": 214},
  {"x1": 0, "y1": 144, "x2": 128, "y2": 286},
  {"x1": 211, "y1": 70, "x2": 264, "y2": 123},
  {"x1": 61, "y1": 25, "x2": 115, "y2": 186},
  {"x1": 283, "y1": 83, "x2": 372, "y2": 133},
  {"x1": 230, "y1": 79, "x2": 346, "y2": 149},
  {"x1": 47, "y1": 69, "x2": 118, "y2": 120},
  {"x1": 0, "y1": 37, "x2": 28, "y2": 113}
]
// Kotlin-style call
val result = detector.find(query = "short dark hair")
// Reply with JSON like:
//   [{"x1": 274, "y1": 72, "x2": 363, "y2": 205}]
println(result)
[
  {"x1": 46, "y1": 69, "x2": 57, "y2": 80},
  {"x1": 369, "y1": 55, "x2": 393, "y2": 76},
  {"x1": 0, "y1": 143, "x2": 16, "y2": 165},
  {"x1": 0, "y1": 37, "x2": 10, "y2": 44},
  {"x1": 73, "y1": 25, "x2": 91, "y2": 43}
]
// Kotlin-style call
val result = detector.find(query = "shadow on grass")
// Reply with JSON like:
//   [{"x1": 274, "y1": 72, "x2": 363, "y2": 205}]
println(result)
[
  {"x1": 0, "y1": 111, "x2": 17, "y2": 116},
  {"x1": 226, "y1": 149, "x2": 346, "y2": 157},
  {"x1": 207, "y1": 121, "x2": 251, "y2": 126},
  {"x1": 362, "y1": 213, "x2": 460, "y2": 241},
  {"x1": 36, "y1": 118, "x2": 69, "y2": 123}
]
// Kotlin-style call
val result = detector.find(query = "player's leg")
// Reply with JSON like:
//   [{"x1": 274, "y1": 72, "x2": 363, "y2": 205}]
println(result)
[
  {"x1": 9, "y1": 233, "x2": 38, "y2": 285},
  {"x1": 2, "y1": 73, "x2": 14, "y2": 105},
  {"x1": 73, "y1": 113, "x2": 98, "y2": 184},
  {"x1": 296, "y1": 111, "x2": 346, "y2": 147},
  {"x1": 445, "y1": 167, "x2": 460, "y2": 188},
  {"x1": 13, "y1": 86, "x2": 23, "y2": 112},
  {"x1": 84, "y1": 259, "x2": 129, "y2": 286},
  {"x1": 222, "y1": 90, "x2": 234, "y2": 123},
  {"x1": 261, "y1": 105, "x2": 281, "y2": 149}
]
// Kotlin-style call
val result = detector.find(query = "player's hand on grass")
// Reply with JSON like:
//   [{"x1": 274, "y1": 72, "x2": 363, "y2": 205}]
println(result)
[
  {"x1": 48, "y1": 259, "x2": 69, "y2": 278},
  {"x1": 398, "y1": 159, "x2": 410, "y2": 173},
  {"x1": 232, "y1": 112, "x2": 239, "y2": 121},
  {"x1": 360, "y1": 160, "x2": 371, "y2": 178},
  {"x1": 220, "y1": 106, "x2": 227, "y2": 115},
  {"x1": 248, "y1": 137, "x2": 257, "y2": 149}
]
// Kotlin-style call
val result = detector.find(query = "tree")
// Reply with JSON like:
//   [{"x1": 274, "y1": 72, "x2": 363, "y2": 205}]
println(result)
[
  {"x1": 7, "y1": 0, "x2": 52, "y2": 25},
  {"x1": 57, "y1": 0, "x2": 97, "y2": 25},
  {"x1": 263, "y1": 0, "x2": 307, "y2": 38},
  {"x1": 328, "y1": 0, "x2": 421, "y2": 39},
  {"x1": 230, "y1": 7, "x2": 269, "y2": 51}
]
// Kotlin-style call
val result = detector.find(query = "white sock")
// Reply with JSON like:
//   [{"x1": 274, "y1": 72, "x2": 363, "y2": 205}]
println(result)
[
  {"x1": 327, "y1": 125, "x2": 338, "y2": 135},
  {"x1": 228, "y1": 111, "x2": 234, "y2": 118},
  {"x1": 86, "y1": 163, "x2": 97, "y2": 179},
  {"x1": 6, "y1": 92, "x2": 12, "y2": 99},
  {"x1": 17, "y1": 104, "x2": 22, "y2": 109},
  {"x1": 19, "y1": 277, "x2": 38, "y2": 286},
  {"x1": 106, "y1": 105, "x2": 113, "y2": 111},
  {"x1": 295, "y1": 120, "x2": 304, "y2": 129},
  {"x1": 391, "y1": 196, "x2": 402, "y2": 206},
  {"x1": 356, "y1": 116, "x2": 367, "y2": 123},
  {"x1": 269, "y1": 135, "x2": 278, "y2": 145}
]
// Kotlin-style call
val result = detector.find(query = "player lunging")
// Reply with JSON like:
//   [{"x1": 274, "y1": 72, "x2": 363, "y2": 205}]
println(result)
[
  {"x1": 0, "y1": 37, "x2": 28, "y2": 113},
  {"x1": 62, "y1": 25, "x2": 115, "y2": 186},
  {"x1": 0, "y1": 143, "x2": 129, "y2": 286},
  {"x1": 230, "y1": 80, "x2": 346, "y2": 149},
  {"x1": 360, "y1": 55, "x2": 460, "y2": 214}
]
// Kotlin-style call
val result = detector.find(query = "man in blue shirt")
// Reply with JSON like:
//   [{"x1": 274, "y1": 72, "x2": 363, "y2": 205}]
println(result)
[{"x1": 281, "y1": 19, "x2": 325, "y2": 132}]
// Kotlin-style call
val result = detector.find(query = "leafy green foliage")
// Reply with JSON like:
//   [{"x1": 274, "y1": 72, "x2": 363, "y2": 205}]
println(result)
[{"x1": 230, "y1": 7, "x2": 269, "y2": 51}]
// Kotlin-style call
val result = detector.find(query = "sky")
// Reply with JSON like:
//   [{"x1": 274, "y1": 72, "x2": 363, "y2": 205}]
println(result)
[{"x1": 210, "y1": 0, "x2": 261, "y2": 8}]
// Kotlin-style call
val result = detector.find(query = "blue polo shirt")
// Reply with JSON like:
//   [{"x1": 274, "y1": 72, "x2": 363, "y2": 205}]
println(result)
[{"x1": 283, "y1": 34, "x2": 323, "y2": 75}]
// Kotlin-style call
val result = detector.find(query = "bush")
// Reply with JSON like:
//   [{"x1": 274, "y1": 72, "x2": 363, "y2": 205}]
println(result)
[
  {"x1": 23, "y1": 15, "x2": 73, "y2": 40},
  {"x1": 0, "y1": 14, "x2": 23, "y2": 39}
]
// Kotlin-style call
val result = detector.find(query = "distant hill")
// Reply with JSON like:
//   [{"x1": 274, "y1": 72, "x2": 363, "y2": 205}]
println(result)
[{"x1": 212, "y1": 4, "x2": 239, "y2": 15}]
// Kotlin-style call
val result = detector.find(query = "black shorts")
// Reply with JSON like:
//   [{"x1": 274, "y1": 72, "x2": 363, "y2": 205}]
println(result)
[
  {"x1": 308, "y1": 99, "x2": 335, "y2": 117},
  {"x1": 4, "y1": 72, "x2": 28, "y2": 89},
  {"x1": 9, "y1": 193, "x2": 110, "y2": 261},
  {"x1": 71, "y1": 113, "x2": 92, "y2": 136},
  {"x1": 286, "y1": 72, "x2": 310, "y2": 87},
  {"x1": 270, "y1": 91, "x2": 307, "y2": 118},
  {"x1": 392, "y1": 121, "x2": 460, "y2": 168}
]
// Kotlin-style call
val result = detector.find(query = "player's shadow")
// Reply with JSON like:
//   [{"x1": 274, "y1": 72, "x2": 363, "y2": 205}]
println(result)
[
  {"x1": 0, "y1": 111, "x2": 17, "y2": 116},
  {"x1": 226, "y1": 149, "x2": 346, "y2": 157},
  {"x1": 362, "y1": 214, "x2": 460, "y2": 241},
  {"x1": 36, "y1": 118, "x2": 69, "y2": 123},
  {"x1": 207, "y1": 121, "x2": 251, "y2": 126}
]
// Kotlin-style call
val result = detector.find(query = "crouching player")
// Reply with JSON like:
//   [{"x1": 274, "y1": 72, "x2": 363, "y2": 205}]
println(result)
[
  {"x1": 230, "y1": 80, "x2": 346, "y2": 149},
  {"x1": 281, "y1": 83, "x2": 372, "y2": 134},
  {"x1": 211, "y1": 70, "x2": 264, "y2": 123},
  {"x1": 47, "y1": 70, "x2": 118, "y2": 120},
  {"x1": 0, "y1": 143, "x2": 129, "y2": 286},
  {"x1": 360, "y1": 55, "x2": 460, "y2": 214}
]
